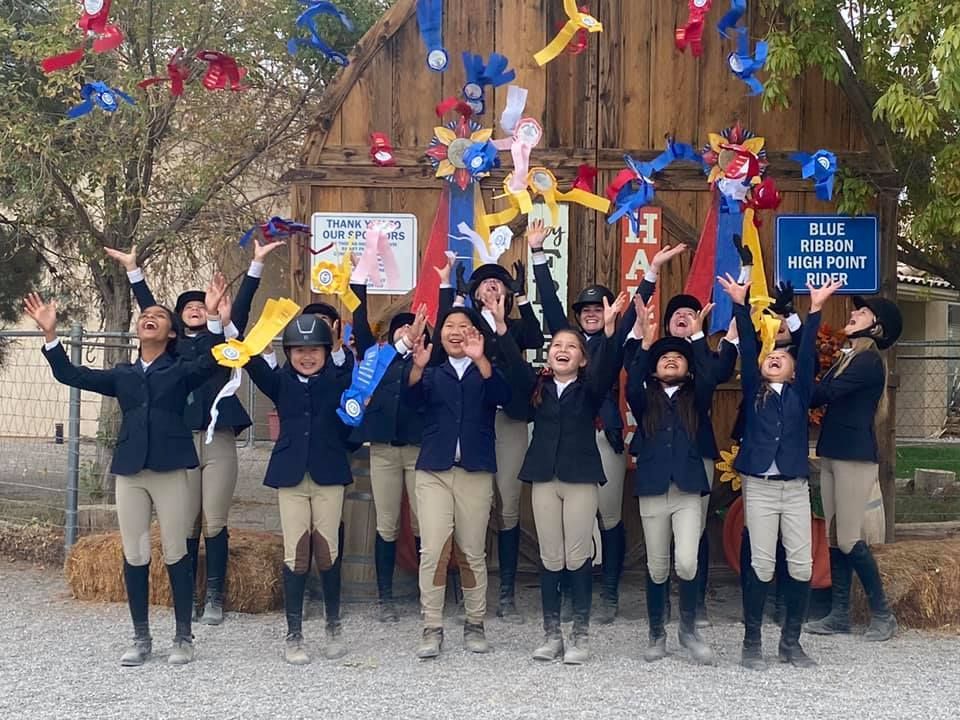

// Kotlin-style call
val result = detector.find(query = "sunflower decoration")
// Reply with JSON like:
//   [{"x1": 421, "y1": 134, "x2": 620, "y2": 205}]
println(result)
[
  {"x1": 700, "y1": 120, "x2": 769, "y2": 188},
  {"x1": 312, "y1": 260, "x2": 343, "y2": 294},
  {"x1": 717, "y1": 445, "x2": 742, "y2": 492},
  {"x1": 425, "y1": 113, "x2": 493, "y2": 191}
]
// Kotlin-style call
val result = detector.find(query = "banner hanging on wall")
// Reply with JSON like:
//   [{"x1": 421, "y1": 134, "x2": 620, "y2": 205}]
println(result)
[{"x1": 525, "y1": 204, "x2": 570, "y2": 365}]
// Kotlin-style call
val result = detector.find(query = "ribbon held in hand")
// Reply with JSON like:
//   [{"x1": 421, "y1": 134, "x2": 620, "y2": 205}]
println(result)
[
  {"x1": 416, "y1": 0, "x2": 448, "y2": 72},
  {"x1": 41, "y1": 0, "x2": 123, "y2": 73},
  {"x1": 534, "y1": 0, "x2": 602, "y2": 66},
  {"x1": 675, "y1": 0, "x2": 713, "y2": 56},
  {"x1": 338, "y1": 343, "x2": 398, "y2": 426},
  {"x1": 791, "y1": 150, "x2": 837, "y2": 201},
  {"x1": 197, "y1": 51, "x2": 249, "y2": 92},
  {"x1": 67, "y1": 82, "x2": 135, "y2": 119},
  {"x1": 727, "y1": 26, "x2": 767, "y2": 96},
  {"x1": 287, "y1": 0, "x2": 354, "y2": 66}
]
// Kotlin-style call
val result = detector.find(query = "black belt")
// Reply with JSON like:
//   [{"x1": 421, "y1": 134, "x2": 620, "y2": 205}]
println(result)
[{"x1": 761, "y1": 474, "x2": 795, "y2": 481}]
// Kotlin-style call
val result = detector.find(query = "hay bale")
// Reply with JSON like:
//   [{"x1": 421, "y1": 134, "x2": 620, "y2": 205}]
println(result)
[
  {"x1": 65, "y1": 525, "x2": 284, "y2": 614},
  {"x1": 850, "y1": 540, "x2": 960, "y2": 629}
]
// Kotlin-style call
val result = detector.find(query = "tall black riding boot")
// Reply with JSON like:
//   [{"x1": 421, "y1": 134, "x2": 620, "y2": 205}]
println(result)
[
  {"x1": 739, "y1": 528, "x2": 752, "y2": 597},
  {"x1": 804, "y1": 547, "x2": 852, "y2": 635},
  {"x1": 564, "y1": 561, "x2": 592, "y2": 664},
  {"x1": 532, "y1": 569, "x2": 563, "y2": 661},
  {"x1": 741, "y1": 563, "x2": 770, "y2": 671},
  {"x1": 282, "y1": 566, "x2": 310, "y2": 664},
  {"x1": 771, "y1": 538, "x2": 788, "y2": 626},
  {"x1": 695, "y1": 531, "x2": 710, "y2": 627},
  {"x1": 847, "y1": 541, "x2": 897, "y2": 641},
  {"x1": 120, "y1": 561, "x2": 152, "y2": 666},
  {"x1": 496, "y1": 526, "x2": 524, "y2": 623},
  {"x1": 559, "y1": 569, "x2": 573, "y2": 623},
  {"x1": 643, "y1": 573, "x2": 668, "y2": 662},
  {"x1": 186, "y1": 536, "x2": 201, "y2": 620},
  {"x1": 678, "y1": 577, "x2": 715, "y2": 664},
  {"x1": 166, "y1": 555, "x2": 195, "y2": 665},
  {"x1": 597, "y1": 521, "x2": 625, "y2": 624},
  {"x1": 375, "y1": 533, "x2": 399, "y2": 622},
  {"x1": 200, "y1": 528, "x2": 228, "y2": 626},
  {"x1": 322, "y1": 562, "x2": 348, "y2": 659},
  {"x1": 778, "y1": 575, "x2": 817, "y2": 667}
]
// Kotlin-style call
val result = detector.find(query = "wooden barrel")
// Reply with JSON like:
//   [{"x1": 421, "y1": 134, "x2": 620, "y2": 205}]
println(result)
[{"x1": 341, "y1": 445, "x2": 417, "y2": 602}]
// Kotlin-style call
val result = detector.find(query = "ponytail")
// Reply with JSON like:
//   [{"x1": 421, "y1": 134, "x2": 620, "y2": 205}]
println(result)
[{"x1": 830, "y1": 336, "x2": 889, "y2": 426}]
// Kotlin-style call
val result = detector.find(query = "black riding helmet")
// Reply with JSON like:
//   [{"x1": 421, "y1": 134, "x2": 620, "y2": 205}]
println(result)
[
  {"x1": 647, "y1": 336, "x2": 695, "y2": 376},
  {"x1": 572, "y1": 285, "x2": 615, "y2": 315},
  {"x1": 174, "y1": 290, "x2": 206, "y2": 317},
  {"x1": 851, "y1": 296, "x2": 903, "y2": 350},
  {"x1": 663, "y1": 294, "x2": 703, "y2": 336},
  {"x1": 468, "y1": 263, "x2": 515, "y2": 315},
  {"x1": 282, "y1": 315, "x2": 333, "y2": 359}
]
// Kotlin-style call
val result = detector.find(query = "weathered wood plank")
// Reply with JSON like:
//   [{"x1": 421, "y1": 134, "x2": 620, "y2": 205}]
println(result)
[{"x1": 649, "y1": 0, "x2": 698, "y2": 145}]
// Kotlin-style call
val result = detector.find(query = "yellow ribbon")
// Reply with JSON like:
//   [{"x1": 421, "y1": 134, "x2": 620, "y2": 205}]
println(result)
[
  {"x1": 527, "y1": 167, "x2": 611, "y2": 225},
  {"x1": 484, "y1": 174, "x2": 531, "y2": 226},
  {"x1": 212, "y1": 297, "x2": 301, "y2": 368},
  {"x1": 534, "y1": 0, "x2": 603, "y2": 66},
  {"x1": 310, "y1": 238, "x2": 361, "y2": 313}
]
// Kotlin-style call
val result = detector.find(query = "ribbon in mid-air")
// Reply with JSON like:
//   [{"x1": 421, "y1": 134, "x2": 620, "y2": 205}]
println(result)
[
  {"x1": 416, "y1": 0, "x2": 448, "y2": 72},
  {"x1": 791, "y1": 150, "x2": 838, "y2": 201},
  {"x1": 534, "y1": 0, "x2": 602, "y2": 67},
  {"x1": 197, "y1": 51, "x2": 249, "y2": 92},
  {"x1": 239, "y1": 217, "x2": 310, "y2": 248},
  {"x1": 675, "y1": 0, "x2": 713, "y2": 57},
  {"x1": 337, "y1": 343, "x2": 399, "y2": 426},
  {"x1": 528, "y1": 168, "x2": 611, "y2": 225},
  {"x1": 137, "y1": 49, "x2": 189, "y2": 96},
  {"x1": 463, "y1": 140, "x2": 501, "y2": 178},
  {"x1": 41, "y1": 0, "x2": 123, "y2": 73},
  {"x1": 462, "y1": 52, "x2": 516, "y2": 116},
  {"x1": 67, "y1": 82, "x2": 135, "y2": 119},
  {"x1": 717, "y1": 0, "x2": 747, "y2": 38},
  {"x1": 287, "y1": 1, "x2": 354, "y2": 66},
  {"x1": 727, "y1": 26, "x2": 767, "y2": 96}
]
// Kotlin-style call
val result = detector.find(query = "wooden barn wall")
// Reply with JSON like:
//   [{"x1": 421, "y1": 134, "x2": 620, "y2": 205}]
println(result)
[{"x1": 290, "y1": 0, "x2": 895, "y2": 565}]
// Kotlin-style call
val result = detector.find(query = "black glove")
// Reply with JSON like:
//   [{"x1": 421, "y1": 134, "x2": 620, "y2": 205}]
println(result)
[
  {"x1": 455, "y1": 262, "x2": 470, "y2": 297},
  {"x1": 771, "y1": 280, "x2": 795, "y2": 317},
  {"x1": 509, "y1": 261, "x2": 526, "y2": 296},
  {"x1": 732, "y1": 233, "x2": 753, "y2": 266}
]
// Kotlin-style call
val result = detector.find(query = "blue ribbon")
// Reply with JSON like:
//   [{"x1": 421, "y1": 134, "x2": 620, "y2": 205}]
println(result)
[
  {"x1": 337, "y1": 343, "x2": 398, "y2": 426},
  {"x1": 461, "y1": 52, "x2": 515, "y2": 116},
  {"x1": 288, "y1": 1, "x2": 354, "y2": 66},
  {"x1": 717, "y1": 0, "x2": 747, "y2": 39},
  {"x1": 790, "y1": 150, "x2": 838, "y2": 201},
  {"x1": 728, "y1": 26, "x2": 767, "y2": 96},
  {"x1": 67, "y1": 82, "x2": 135, "y2": 119},
  {"x1": 710, "y1": 205, "x2": 745, "y2": 334},
  {"x1": 342, "y1": 322, "x2": 353, "y2": 350},
  {"x1": 416, "y1": 0, "x2": 448, "y2": 72},
  {"x1": 608, "y1": 181, "x2": 655, "y2": 234},
  {"x1": 239, "y1": 217, "x2": 310, "y2": 247},
  {"x1": 463, "y1": 141, "x2": 500, "y2": 177},
  {"x1": 448, "y1": 183, "x2": 477, "y2": 276}
]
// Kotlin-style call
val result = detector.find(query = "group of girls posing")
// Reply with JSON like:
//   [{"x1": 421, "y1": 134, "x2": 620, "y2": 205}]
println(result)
[{"x1": 26, "y1": 217, "x2": 903, "y2": 669}]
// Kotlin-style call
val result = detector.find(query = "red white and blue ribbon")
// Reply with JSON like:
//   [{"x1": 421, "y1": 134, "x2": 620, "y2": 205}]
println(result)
[
  {"x1": 41, "y1": 0, "x2": 123, "y2": 73},
  {"x1": 137, "y1": 49, "x2": 188, "y2": 96},
  {"x1": 416, "y1": 0, "x2": 448, "y2": 72},
  {"x1": 462, "y1": 52, "x2": 516, "y2": 116},
  {"x1": 727, "y1": 26, "x2": 767, "y2": 96},
  {"x1": 675, "y1": 0, "x2": 713, "y2": 57},
  {"x1": 717, "y1": 0, "x2": 747, "y2": 38},
  {"x1": 790, "y1": 150, "x2": 838, "y2": 201},
  {"x1": 239, "y1": 217, "x2": 310, "y2": 248},
  {"x1": 338, "y1": 343, "x2": 398, "y2": 426},
  {"x1": 287, "y1": 0, "x2": 354, "y2": 66},
  {"x1": 67, "y1": 82, "x2": 135, "y2": 119}
]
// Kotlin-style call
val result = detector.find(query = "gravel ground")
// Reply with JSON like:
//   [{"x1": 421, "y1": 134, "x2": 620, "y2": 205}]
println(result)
[{"x1": 2, "y1": 560, "x2": 959, "y2": 720}]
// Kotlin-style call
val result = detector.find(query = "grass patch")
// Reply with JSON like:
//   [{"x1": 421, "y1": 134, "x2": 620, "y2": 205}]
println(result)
[
  {"x1": 895, "y1": 495, "x2": 960, "y2": 524},
  {"x1": 896, "y1": 445, "x2": 960, "y2": 480}
]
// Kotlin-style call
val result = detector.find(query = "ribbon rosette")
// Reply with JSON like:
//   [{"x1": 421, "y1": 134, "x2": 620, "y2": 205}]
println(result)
[
  {"x1": 138, "y1": 49, "x2": 189, "y2": 96},
  {"x1": 528, "y1": 167, "x2": 611, "y2": 225},
  {"x1": 675, "y1": 0, "x2": 713, "y2": 57},
  {"x1": 790, "y1": 150, "x2": 838, "y2": 201},
  {"x1": 727, "y1": 26, "x2": 767, "y2": 96},
  {"x1": 462, "y1": 52, "x2": 516, "y2": 116},
  {"x1": 287, "y1": 0, "x2": 354, "y2": 66},
  {"x1": 416, "y1": 0, "x2": 448, "y2": 72},
  {"x1": 337, "y1": 343, "x2": 399, "y2": 426},
  {"x1": 67, "y1": 82, "x2": 135, "y2": 119},
  {"x1": 41, "y1": 0, "x2": 123, "y2": 73},
  {"x1": 370, "y1": 132, "x2": 397, "y2": 166},
  {"x1": 534, "y1": 0, "x2": 603, "y2": 67},
  {"x1": 463, "y1": 140, "x2": 501, "y2": 178},
  {"x1": 197, "y1": 51, "x2": 248, "y2": 92},
  {"x1": 207, "y1": 298, "x2": 301, "y2": 443},
  {"x1": 717, "y1": 445, "x2": 742, "y2": 491},
  {"x1": 311, "y1": 252, "x2": 360, "y2": 312}
]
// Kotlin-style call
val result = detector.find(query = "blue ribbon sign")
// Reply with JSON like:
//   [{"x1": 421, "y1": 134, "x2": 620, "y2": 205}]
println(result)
[
  {"x1": 728, "y1": 26, "x2": 767, "y2": 96},
  {"x1": 791, "y1": 150, "x2": 838, "y2": 201},
  {"x1": 287, "y1": 1, "x2": 354, "y2": 66},
  {"x1": 717, "y1": 0, "x2": 747, "y2": 39},
  {"x1": 416, "y1": 0, "x2": 448, "y2": 72},
  {"x1": 68, "y1": 81, "x2": 135, "y2": 119},
  {"x1": 337, "y1": 343, "x2": 398, "y2": 426}
]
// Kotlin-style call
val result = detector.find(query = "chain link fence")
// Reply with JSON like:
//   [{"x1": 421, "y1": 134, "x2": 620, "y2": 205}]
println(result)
[
  {"x1": 0, "y1": 327, "x2": 285, "y2": 549},
  {"x1": 896, "y1": 340, "x2": 960, "y2": 440}
]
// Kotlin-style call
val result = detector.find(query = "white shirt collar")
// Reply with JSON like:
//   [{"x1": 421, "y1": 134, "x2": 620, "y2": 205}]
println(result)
[
  {"x1": 663, "y1": 385, "x2": 679, "y2": 398},
  {"x1": 769, "y1": 382, "x2": 784, "y2": 394},
  {"x1": 448, "y1": 355, "x2": 473, "y2": 379},
  {"x1": 554, "y1": 377, "x2": 576, "y2": 396},
  {"x1": 480, "y1": 309, "x2": 497, "y2": 332}
]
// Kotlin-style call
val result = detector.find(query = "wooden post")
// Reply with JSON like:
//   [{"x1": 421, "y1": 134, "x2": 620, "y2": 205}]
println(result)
[{"x1": 878, "y1": 191, "x2": 900, "y2": 542}]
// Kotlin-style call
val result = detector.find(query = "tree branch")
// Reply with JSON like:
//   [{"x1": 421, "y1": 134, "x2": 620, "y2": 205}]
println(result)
[{"x1": 38, "y1": 154, "x2": 105, "y2": 245}]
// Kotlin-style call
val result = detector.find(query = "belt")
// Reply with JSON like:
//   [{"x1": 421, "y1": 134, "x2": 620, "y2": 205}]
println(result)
[{"x1": 761, "y1": 474, "x2": 794, "y2": 481}]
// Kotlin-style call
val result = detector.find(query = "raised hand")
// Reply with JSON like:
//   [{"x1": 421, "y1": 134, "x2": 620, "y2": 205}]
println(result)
[
  {"x1": 462, "y1": 325, "x2": 485, "y2": 360},
  {"x1": 23, "y1": 292, "x2": 58, "y2": 339},
  {"x1": 455, "y1": 262, "x2": 470, "y2": 297},
  {"x1": 689, "y1": 302, "x2": 715, "y2": 336},
  {"x1": 205, "y1": 272, "x2": 227, "y2": 315},
  {"x1": 489, "y1": 293, "x2": 508, "y2": 335},
  {"x1": 632, "y1": 294, "x2": 658, "y2": 347},
  {"x1": 433, "y1": 250, "x2": 456, "y2": 285},
  {"x1": 526, "y1": 218, "x2": 548, "y2": 251},
  {"x1": 808, "y1": 278, "x2": 844, "y2": 313},
  {"x1": 717, "y1": 273, "x2": 751, "y2": 306},
  {"x1": 218, "y1": 291, "x2": 233, "y2": 326},
  {"x1": 253, "y1": 237, "x2": 286, "y2": 263},
  {"x1": 404, "y1": 304, "x2": 429, "y2": 348},
  {"x1": 104, "y1": 245, "x2": 138, "y2": 272},
  {"x1": 509, "y1": 261, "x2": 526, "y2": 296},
  {"x1": 771, "y1": 280, "x2": 795, "y2": 317},
  {"x1": 603, "y1": 290, "x2": 630, "y2": 336},
  {"x1": 650, "y1": 242, "x2": 687, "y2": 272},
  {"x1": 412, "y1": 335, "x2": 433, "y2": 369},
  {"x1": 732, "y1": 234, "x2": 753, "y2": 266}
]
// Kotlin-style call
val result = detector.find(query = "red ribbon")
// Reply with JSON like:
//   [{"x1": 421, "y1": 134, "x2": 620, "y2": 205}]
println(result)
[
  {"x1": 560, "y1": 7, "x2": 593, "y2": 55},
  {"x1": 572, "y1": 164, "x2": 599, "y2": 193},
  {"x1": 604, "y1": 168, "x2": 635, "y2": 202},
  {"x1": 746, "y1": 177, "x2": 782, "y2": 227},
  {"x1": 197, "y1": 51, "x2": 248, "y2": 92},
  {"x1": 370, "y1": 132, "x2": 397, "y2": 167},
  {"x1": 675, "y1": 0, "x2": 713, "y2": 57},
  {"x1": 435, "y1": 96, "x2": 474, "y2": 119},
  {"x1": 137, "y1": 50, "x2": 188, "y2": 96},
  {"x1": 40, "y1": 0, "x2": 123, "y2": 73}
]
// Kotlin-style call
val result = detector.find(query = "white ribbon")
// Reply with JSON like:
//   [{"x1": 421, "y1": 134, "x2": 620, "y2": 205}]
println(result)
[
  {"x1": 205, "y1": 366, "x2": 242, "y2": 445},
  {"x1": 499, "y1": 85, "x2": 528, "y2": 135},
  {"x1": 451, "y1": 221, "x2": 512, "y2": 264}
]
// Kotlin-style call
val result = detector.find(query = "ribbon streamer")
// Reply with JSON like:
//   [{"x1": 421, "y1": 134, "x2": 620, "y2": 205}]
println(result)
[
  {"x1": 462, "y1": 52, "x2": 516, "y2": 116},
  {"x1": 675, "y1": 0, "x2": 713, "y2": 57},
  {"x1": 137, "y1": 49, "x2": 188, "y2": 96},
  {"x1": 312, "y1": 237, "x2": 360, "y2": 311},
  {"x1": 67, "y1": 82, "x2": 135, "y2": 119},
  {"x1": 727, "y1": 26, "x2": 767, "y2": 96},
  {"x1": 370, "y1": 132, "x2": 397, "y2": 166},
  {"x1": 416, "y1": 0, "x2": 448, "y2": 72},
  {"x1": 528, "y1": 167, "x2": 611, "y2": 225},
  {"x1": 436, "y1": 97, "x2": 475, "y2": 120},
  {"x1": 572, "y1": 164, "x2": 599, "y2": 192},
  {"x1": 197, "y1": 51, "x2": 249, "y2": 92},
  {"x1": 239, "y1": 217, "x2": 310, "y2": 248},
  {"x1": 287, "y1": 1, "x2": 354, "y2": 66},
  {"x1": 499, "y1": 86, "x2": 528, "y2": 136},
  {"x1": 451, "y1": 221, "x2": 512, "y2": 264},
  {"x1": 337, "y1": 343, "x2": 399, "y2": 426},
  {"x1": 790, "y1": 150, "x2": 838, "y2": 201},
  {"x1": 534, "y1": 0, "x2": 603, "y2": 66},
  {"x1": 41, "y1": 0, "x2": 123, "y2": 73},
  {"x1": 717, "y1": 0, "x2": 747, "y2": 38}
]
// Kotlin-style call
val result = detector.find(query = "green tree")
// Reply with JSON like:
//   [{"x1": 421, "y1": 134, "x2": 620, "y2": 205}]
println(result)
[
  {"x1": 0, "y1": 0, "x2": 387, "y2": 493},
  {"x1": 762, "y1": 1, "x2": 960, "y2": 287}
]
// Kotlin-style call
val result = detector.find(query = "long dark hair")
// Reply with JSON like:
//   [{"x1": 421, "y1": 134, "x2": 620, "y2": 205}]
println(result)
[
  {"x1": 531, "y1": 330, "x2": 589, "y2": 408},
  {"x1": 138, "y1": 304, "x2": 181, "y2": 357},
  {"x1": 641, "y1": 380, "x2": 699, "y2": 439}
]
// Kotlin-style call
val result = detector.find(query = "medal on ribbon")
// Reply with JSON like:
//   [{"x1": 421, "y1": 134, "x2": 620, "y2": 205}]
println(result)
[
  {"x1": 311, "y1": 235, "x2": 360, "y2": 311},
  {"x1": 337, "y1": 343, "x2": 398, "y2": 426},
  {"x1": 287, "y1": 0, "x2": 354, "y2": 66},
  {"x1": 727, "y1": 26, "x2": 767, "y2": 96},
  {"x1": 416, "y1": 0, "x2": 448, "y2": 72},
  {"x1": 370, "y1": 132, "x2": 397, "y2": 166},
  {"x1": 717, "y1": 0, "x2": 747, "y2": 38},
  {"x1": 67, "y1": 82, "x2": 135, "y2": 119},
  {"x1": 138, "y1": 49, "x2": 189, "y2": 96},
  {"x1": 527, "y1": 168, "x2": 611, "y2": 225},
  {"x1": 461, "y1": 52, "x2": 516, "y2": 116},
  {"x1": 483, "y1": 118, "x2": 542, "y2": 226},
  {"x1": 450, "y1": 221, "x2": 513, "y2": 264},
  {"x1": 675, "y1": 0, "x2": 713, "y2": 57},
  {"x1": 41, "y1": 0, "x2": 123, "y2": 73},
  {"x1": 790, "y1": 150, "x2": 838, "y2": 201},
  {"x1": 197, "y1": 50, "x2": 249, "y2": 92},
  {"x1": 534, "y1": 0, "x2": 602, "y2": 67}
]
